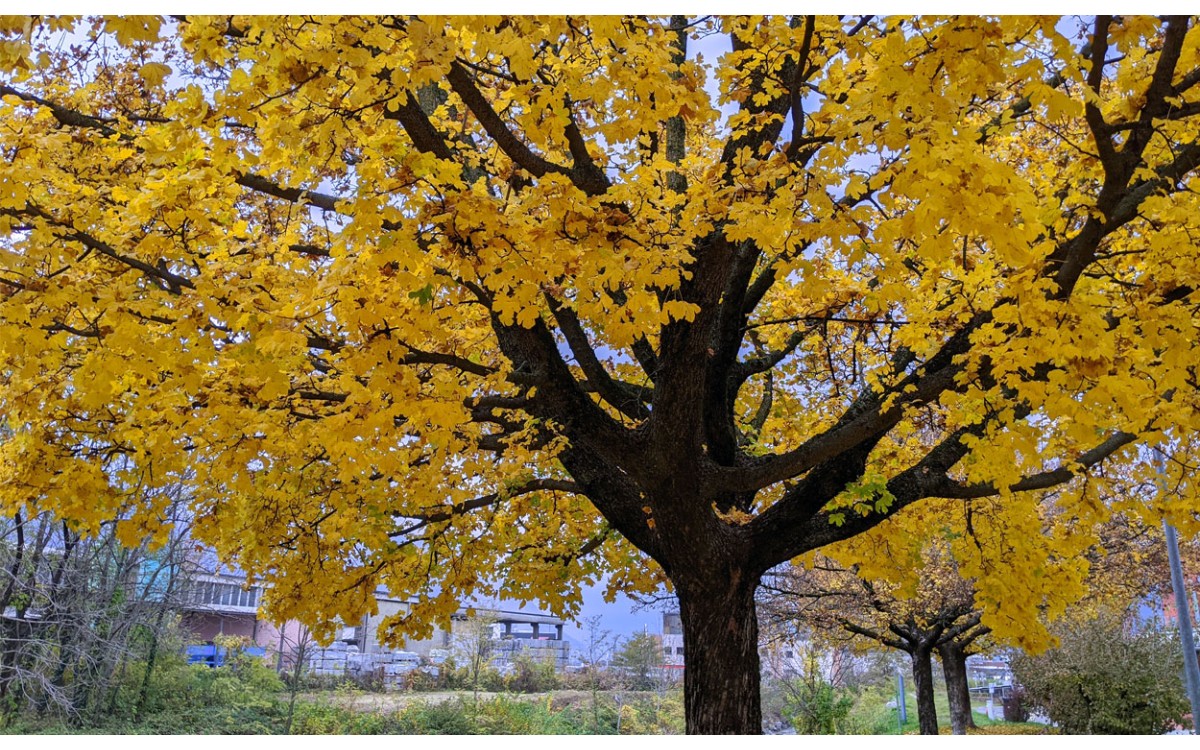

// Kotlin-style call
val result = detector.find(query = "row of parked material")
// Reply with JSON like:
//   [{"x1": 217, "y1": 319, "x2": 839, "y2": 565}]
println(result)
[{"x1": 305, "y1": 642, "x2": 423, "y2": 686}]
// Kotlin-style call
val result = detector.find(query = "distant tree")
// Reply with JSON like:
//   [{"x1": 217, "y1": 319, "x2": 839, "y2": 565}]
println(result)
[
  {"x1": 613, "y1": 631, "x2": 664, "y2": 692},
  {"x1": 280, "y1": 624, "x2": 316, "y2": 735},
  {"x1": 579, "y1": 615, "x2": 618, "y2": 731},
  {"x1": 451, "y1": 611, "x2": 498, "y2": 703},
  {"x1": 0, "y1": 486, "x2": 192, "y2": 724},
  {"x1": 765, "y1": 549, "x2": 985, "y2": 735},
  {"x1": 776, "y1": 643, "x2": 855, "y2": 735},
  {"x1": 580, "y1": 615, "x2": 618, "y2": 670},
  {"x1": 762, "y1": 485, "x2": 1184, "y2": 736}
]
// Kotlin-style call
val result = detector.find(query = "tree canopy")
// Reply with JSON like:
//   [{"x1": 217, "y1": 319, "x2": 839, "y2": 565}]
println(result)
[
  {"x1": 761, "y1": 484, "x2": 1177, "y2": 733},
  {"x1": 2, "y1": 15, "x2": 1200, "y2": 732}
]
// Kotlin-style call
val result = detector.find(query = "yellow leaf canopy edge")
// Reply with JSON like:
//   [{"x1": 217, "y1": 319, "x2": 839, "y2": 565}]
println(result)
[{"x1": 0, "y1": 16, "x2": 1198, "y2": 653}]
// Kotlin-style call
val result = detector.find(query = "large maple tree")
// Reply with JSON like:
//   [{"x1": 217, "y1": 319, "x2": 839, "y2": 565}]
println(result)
[{"x1": 2, "y1": 15, "x2": 1200, "y2": 733}]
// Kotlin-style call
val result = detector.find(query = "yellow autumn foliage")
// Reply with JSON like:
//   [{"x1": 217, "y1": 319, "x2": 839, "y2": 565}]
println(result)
[{"x1": 1, "y1": 16, "x2": 1199, "y2": 730}]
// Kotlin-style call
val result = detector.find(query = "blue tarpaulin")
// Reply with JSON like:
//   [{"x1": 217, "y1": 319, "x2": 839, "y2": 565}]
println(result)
[{"x1": 185, "y1": 644, "x2": 267, "y2": 667}]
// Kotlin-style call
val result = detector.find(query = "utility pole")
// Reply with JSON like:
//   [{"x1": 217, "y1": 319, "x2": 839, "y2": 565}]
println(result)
[
  {"x1": 1164, "y1": 520, "x2": 1200, "y2": 732},
  {"x1": 1159, "y1": 452, "x2": 1200, "y2": 732},
  {"x1": 896, "y1": 665, "x2": 907, "y2": 731}
]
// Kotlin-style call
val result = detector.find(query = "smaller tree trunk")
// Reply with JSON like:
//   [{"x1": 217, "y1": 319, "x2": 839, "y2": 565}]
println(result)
[
  {"x1": 0, "y1": 620, "x2": 27, "y2": 711},
  {"x1": 136, "y1": 607, "x2": 169, "y2": 719},
  {"x1": 910, "y1": 644, "x2": 939, "y2": 735},
  {"x1": 937, "y1": 640, "x2": 975, "y2": 734},
  {"x1": 285, "y1": 636, "x2": 309, "y2": 735}
]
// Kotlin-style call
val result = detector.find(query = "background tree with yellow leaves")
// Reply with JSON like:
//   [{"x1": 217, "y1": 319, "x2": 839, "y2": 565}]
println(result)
[
  {"x1": 764, "y1": 545, "x2": 988, "y2": 735},
  {"x1": 2, "y1": 15, "x2": 1200, "y2": 732},
  {"x1": 764, "y1": 491, "x2": 1184, "y2": 735}
]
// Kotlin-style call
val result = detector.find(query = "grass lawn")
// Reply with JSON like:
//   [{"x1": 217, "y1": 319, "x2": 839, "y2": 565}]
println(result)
[{"x1": 889, "y1": 682, "x2": 1053, "y2": 735}]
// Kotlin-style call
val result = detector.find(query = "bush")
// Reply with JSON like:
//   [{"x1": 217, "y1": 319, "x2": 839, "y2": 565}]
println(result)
[
  {"x1": 480, "y1": 666, "x2": 507, "y2": 692},
  {"x1": 962, "y1": 724, "x2": 1056, "y2": 735},
  {"x1": 783, "y1": 678, "x2": 854, "y2": 734},
  {"x1": 1003, "y1": 686, "x2": 1030, "y2": 723},
  {"x1": 396, "y1": 699, "x2": 478, "y2": 734},
  {"x1": 474, "y1": 694, "x2": 584, "y2": 734},
  {"x1": 438, "y1": 661, "x2": 470, "y2": 690},
  {"x1": 287, "y1": 700, "x2": 407, "y2": 734},
  {"x1": 842, "y1": 686, "x2": 901, "y2": 735},
  {"x1": 559, "y1": 666, "x2": 620, "y2": 692},
  {"x1": 35, "y1": 631, "x2": 292, "y2": 734},
  {"x1": 400, "y1": 667, "x2": 442, "y2": 692},
  {"x1": 505, "y1": 653, "x2": 561, "y2": 693},
  {"x1": 1012, "y1": 611, "x2": 1190, "y2": 734},
  {"x1": 612, "y1": 691, "x2": 685, "y2": 734}
]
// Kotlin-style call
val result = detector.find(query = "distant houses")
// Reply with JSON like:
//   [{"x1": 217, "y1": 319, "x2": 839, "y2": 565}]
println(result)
[
  {"x1": 178, "y1": 565, "x2": 570, "y2": 676},
  {"x1": 178, "y1": 568, "x2": 305, "y2": 667}
]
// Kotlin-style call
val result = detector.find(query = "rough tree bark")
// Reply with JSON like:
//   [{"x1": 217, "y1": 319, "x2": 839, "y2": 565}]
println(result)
[
  {"x1": 676, "y1": 567, "x2": 763, "y2": 733},
  {"x1": 937, "y1": 639, "x2": 976, "y2": 734},
  {"x1": 910, "y1": 642, "x2": 940, "y2": 735}
]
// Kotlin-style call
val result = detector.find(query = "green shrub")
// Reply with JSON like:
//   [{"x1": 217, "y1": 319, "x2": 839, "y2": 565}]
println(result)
[
  {"x1": 401, "y1": 667, "x2": 441, "y2": 691},
  {"x1": 612, "y1": 691, "x2": 685, "y2": 734},
  {"x1": 505, "y1": 653, "x2": 561, "y2": 693},
  {"x1": 479, "y1": 667, "x2": 506, "y2": 692},
  {"x1": 783, "y1": 678, "x2": 854, "y2": 734},
  {"x1": 438, "y1": 664, "x2": 468, "y2": 690},
  {"x1": 287, "y1": 701, "x2": 405, "y2": 734},
  {"x1": 74, "y1": 635, "x2": 287, "y2": 734},
  {"x1": 395, "y1": 699, "x2": 478, "y2": 734},
  {"x1": 842, "y1": 686, "x2": 901, "y2": 735},
  {"x1": 965, "y1": 724, "x2": 1056, "y2": 735},
  {"x1": 1012, "y1": 611, "x2": 1190, "y2": 734},
  {"x1": 487, "y1": 693, "x2": 601, "y2": 734}
]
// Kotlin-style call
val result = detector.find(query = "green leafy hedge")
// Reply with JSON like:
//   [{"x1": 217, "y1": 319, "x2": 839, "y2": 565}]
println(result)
[{"x1": 1012, "y1": 611, "x2": 1190, "y2": 735}]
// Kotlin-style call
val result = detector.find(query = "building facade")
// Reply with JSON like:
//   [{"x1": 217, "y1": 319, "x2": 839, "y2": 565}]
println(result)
[{"x1": 179, "y1": 574, "x2": 571, "y2": 674}]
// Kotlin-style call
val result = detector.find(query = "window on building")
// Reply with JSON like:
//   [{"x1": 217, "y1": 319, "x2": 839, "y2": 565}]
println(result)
[
  {"x1": 187, "y1": 581, "x2": 258, "y2": 608},
  {"x1": 675, "y1": 647, "x2": 684, "y2": 655}
]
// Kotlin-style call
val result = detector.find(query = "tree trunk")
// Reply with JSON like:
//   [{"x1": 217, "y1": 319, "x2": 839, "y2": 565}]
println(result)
[
  {"x1": 910, "y1": 644, "x2": 939, "y2": 735},
  {"x1": 0, "y1": 619, "x2": 27, "y2": 712},
  {"x1": 677, "y1": 572, "x2": 762, "y2": 734},
  {"x1": 136, "y1": 609, "x2": 167, "y2": 719},
  {"x1": 937, "y1": 640, "x2": 975, "y2": 733}
]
